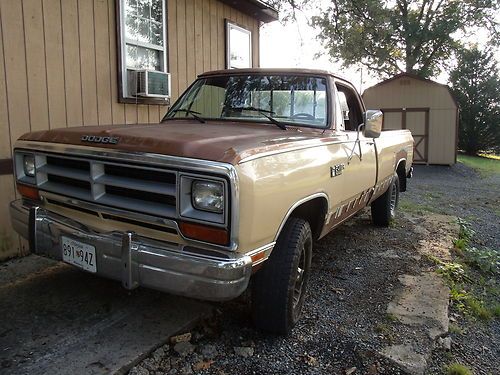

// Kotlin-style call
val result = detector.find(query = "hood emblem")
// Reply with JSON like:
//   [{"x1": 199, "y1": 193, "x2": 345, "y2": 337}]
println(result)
[{"x1": 81, "y1": 135, "x2": 119, "y2": 144}]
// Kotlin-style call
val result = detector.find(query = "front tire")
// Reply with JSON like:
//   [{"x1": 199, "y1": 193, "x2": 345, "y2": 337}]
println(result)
[
  {"x1": 251, "y1": 217, "x2": 312, "y2": 335},
  {"x1": 371, "y1": 172, "x2": 400, "y2": 226}
]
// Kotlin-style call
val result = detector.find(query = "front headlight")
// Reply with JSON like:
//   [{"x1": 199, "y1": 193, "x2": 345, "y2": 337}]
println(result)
[
  {"x1": 192, "y1": 180, "x2": 224, "y2": 213},
  {"x1": 23, "y1": 154, "x2": 35, "y2": 177}
]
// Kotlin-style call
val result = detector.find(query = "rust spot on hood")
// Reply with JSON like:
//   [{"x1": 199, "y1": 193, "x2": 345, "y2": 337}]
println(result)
[{"x1": 20, "y1": 121, "x2": 342, "y2": 165}]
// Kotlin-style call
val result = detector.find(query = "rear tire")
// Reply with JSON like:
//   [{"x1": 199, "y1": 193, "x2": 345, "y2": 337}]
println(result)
[
  {"x1": 251, "y1": 217, "x2": 312, "y2": 335},
  {"x1": 371, "y1": 173, "x2": 400, "y2": 227}
]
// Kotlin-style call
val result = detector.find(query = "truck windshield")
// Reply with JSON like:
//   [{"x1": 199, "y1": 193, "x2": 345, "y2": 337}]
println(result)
[{"x1": 164, "y1": 75, "x2": 328, "y2": 128}]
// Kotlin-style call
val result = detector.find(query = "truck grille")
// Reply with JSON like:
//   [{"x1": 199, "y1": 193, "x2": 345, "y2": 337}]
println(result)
[{"x1": 36, "y1": 154, "x2": 177, "y2": 218}]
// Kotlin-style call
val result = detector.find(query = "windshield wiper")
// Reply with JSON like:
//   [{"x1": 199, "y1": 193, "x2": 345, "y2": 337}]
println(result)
[
  {"x1": 228, "y1": 106, "x2": 286, "y2": 130},
  {"x1": 168, "y1": 109, "x2": 205, "y2": 123}
]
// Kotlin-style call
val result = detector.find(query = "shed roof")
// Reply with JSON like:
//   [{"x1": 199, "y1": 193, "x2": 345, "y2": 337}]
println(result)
[
  {"x1": 221, "y1": 0, "x2": 279, "y2": 23},
  {"x1": 365, "y1": 73, "x2": 458, "y2": 108}
]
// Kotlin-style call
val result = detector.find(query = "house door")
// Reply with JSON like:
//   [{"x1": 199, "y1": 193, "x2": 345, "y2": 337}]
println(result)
[{"x1": 382, "y1": 108, "x2": 429, "y2": 163}]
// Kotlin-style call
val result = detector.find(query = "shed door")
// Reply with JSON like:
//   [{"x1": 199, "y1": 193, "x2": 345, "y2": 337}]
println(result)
[
  {"x1": 382, "y1": 108, "x2": 429, "y2": 164},
  {"x1": 406, "y1": 109, "x2": 429, "y2": 163}
]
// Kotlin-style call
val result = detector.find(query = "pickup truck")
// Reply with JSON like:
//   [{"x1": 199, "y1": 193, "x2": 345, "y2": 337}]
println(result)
[{"x1": 10, "y1": 68, "x2": 413, "y2": 334}]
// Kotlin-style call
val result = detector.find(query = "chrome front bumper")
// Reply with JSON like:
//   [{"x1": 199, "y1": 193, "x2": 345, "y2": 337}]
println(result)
[{"x1": 10, "y1": 199, "x2": 252, "y2": 301}]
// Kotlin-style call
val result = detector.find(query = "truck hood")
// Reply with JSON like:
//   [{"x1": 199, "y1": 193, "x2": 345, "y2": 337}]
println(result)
[{"x1": 19, "y1": 120, "x2": 342, "y2": 164}]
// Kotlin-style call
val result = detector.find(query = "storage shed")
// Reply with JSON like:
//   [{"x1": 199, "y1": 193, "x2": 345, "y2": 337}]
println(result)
[{"x1": 363, "y1": 73, "x2": 458, "y2": 165}]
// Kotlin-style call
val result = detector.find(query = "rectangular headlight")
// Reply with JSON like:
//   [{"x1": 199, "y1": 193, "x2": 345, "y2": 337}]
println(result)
[{"x1": 192, "y1": 180, "x2": 224, "y2": 213}]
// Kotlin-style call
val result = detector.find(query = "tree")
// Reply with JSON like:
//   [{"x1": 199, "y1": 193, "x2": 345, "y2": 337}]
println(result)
[
  {"x1": 449, "y1": 47, "x2": 500, "y2": 155},
  {"x1": 271, "y1": 0, "x2": 499, "y2": 78}
]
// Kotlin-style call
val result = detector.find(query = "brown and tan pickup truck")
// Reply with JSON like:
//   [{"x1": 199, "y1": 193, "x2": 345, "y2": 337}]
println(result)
[{"x1": 10, "y1": 68, "x2": 413, "y2": 334}]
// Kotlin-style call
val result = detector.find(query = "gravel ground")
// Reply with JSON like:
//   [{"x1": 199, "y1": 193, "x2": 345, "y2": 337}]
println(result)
[{"x1": 132, "y1": 164, "x2": 499, "y2": 375}]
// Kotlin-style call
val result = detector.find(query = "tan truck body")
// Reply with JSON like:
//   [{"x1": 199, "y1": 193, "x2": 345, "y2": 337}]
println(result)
[{"x1": 10, "y1": 69, "x2": 413, "y2": 332}]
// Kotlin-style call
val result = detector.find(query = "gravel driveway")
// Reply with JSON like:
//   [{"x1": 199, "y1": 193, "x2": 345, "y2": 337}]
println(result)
[{"x1": 132, "y1": 164, "x2": 499, "y2": 375}]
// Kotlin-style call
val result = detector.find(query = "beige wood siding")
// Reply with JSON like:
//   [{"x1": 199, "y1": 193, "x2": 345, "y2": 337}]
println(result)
[
  {"x1": 0, "y1": 0, "x2": 261, "y2": 260},
  {"x1": 363, "y1": 75, "x2": 457, "y2": 165}
]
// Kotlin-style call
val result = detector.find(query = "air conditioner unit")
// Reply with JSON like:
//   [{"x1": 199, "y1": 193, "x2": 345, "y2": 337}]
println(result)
[{"x1": 128, "y1": 70, "x2": 171, "y2": 98}]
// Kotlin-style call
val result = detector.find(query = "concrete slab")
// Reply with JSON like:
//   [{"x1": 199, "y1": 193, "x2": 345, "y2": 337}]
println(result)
[
  {"x1": 0, "y1": 255, "x2": 212, "y2": 375},
  {"x1": 387, "y1": 272, "x2": 450, "y2": 339},
  {"x1": 380, "y1": 344, "x2": 427, "y2": 375}
]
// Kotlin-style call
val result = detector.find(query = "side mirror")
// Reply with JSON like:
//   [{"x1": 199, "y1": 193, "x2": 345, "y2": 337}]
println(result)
[{"x1": 363, "y1": 110, "x2": 383, "y2": 138}]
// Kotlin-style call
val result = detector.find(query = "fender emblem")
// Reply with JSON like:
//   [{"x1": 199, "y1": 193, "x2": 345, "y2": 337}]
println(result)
[
  {"x1": 331, "y1": 164, "x2": 345, "y2": 177},
  {"x1": 81, "y1": 135, "x2": 119, "y2": 144}
]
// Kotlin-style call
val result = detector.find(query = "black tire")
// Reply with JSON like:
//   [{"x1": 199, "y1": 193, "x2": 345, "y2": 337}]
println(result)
[
  {"x1": 251, "y1": 217, "x2": 313, "y2": 335},
  {"x1": 371, "y1": 172, "x2": 400, "y2": 227}
]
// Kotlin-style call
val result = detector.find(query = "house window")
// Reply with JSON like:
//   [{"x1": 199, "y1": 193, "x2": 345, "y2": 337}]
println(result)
[
  {"x1": 225, "y1": 21, "x2": 252, "y2": 69},
  {"x1": 118, "y1": 0, "x2": 169, "y2": 102}
]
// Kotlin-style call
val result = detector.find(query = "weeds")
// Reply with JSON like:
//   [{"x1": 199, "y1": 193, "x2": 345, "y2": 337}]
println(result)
[
  {"x1": 448, "y1": 323, "x2": 464, "y2": 335},
  {"x1": 426, "y1": 219, "x2": 499, "y2": 321},
  {"x1": 491, "y1": 304, "x2": 500, "y2": 317},
  {"x1": 462, "y1": 247, "x2": 499, "y2": 274},
  {"x1": 464, "y1": 298, "x2": 492, "y2": 320},
  {"x1": 446, "y1": 362, "x2": 473, "y2": 375},
  {"x1": 456, "y1": 218, "x2": 475, "y2": 243},
  {"x1": 386, "y1": 313, "x2": 398, "y2": 322}
]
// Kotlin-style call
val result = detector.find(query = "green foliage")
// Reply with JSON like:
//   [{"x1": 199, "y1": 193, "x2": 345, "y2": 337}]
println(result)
[
  {"x1": 453, "y1": 238, "x2": 467, "y2": 251},
  {"x1": 464, "y1": 297, "x2": 492, "y2": 320},
  {"x1": 456, "y1": 218, "x2": 475, "y2": 242},
  {"x1": 386, "y1": 313, "x2": 398, "y2": 322},
  {"x1": 491, "y1": 304, "x2": 500, "y2": 317},
  {"x1": 308, "y1": 0, "x2": 499, "y2": 78},
  {"x1": 436, "y1": 262, "x2": 471, "y2": 284},
  {"x1": 457, "y1": 155, "x2": 500, "y2": 176},
  {"x1": 448, "y1": 323, "x2": 464, "y2": 335},
  {"x1": 446, "y1": 363, "x2": 473, "y2": 375},
  {"x1": 450, "y1": 48, "x2": 500, "y2": 155},
  {"x1": 425, "y1": 220, "x2": 498, "y2": 321},
  {"x1": 463, "y1": 247, "x2": 499, "y2": 274}
]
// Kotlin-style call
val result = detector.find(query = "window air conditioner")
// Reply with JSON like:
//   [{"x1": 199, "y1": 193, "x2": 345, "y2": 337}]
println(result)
[{"x1": 128, "y1": 70, "x2": 171, "y2": 98}]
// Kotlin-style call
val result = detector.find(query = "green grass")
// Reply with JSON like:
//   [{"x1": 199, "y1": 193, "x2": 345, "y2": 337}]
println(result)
[
  {"x1": 448, "y1": 323, "x2": 464, "y2": 335},
  {"x1": 446, "y1": 363, "x2": 473, "y2": 375},
  {"x1": 386, "y1": 313, "x2": 398, "y2": 322},
  {"x1": 458, "y1": 154, "x2": 500, "y2": 176},
  {"x1": 491, "y1": 304, "x2": 500, "y2": 317},
  {"x1": 478, "y1": 153, "x2": 500, "y2": 160},
  {"x1": 464, "y1": 298, "x2": 492, "y2": 320},
  {"x1": 399, "y1": 199, "x2": 440, "y2": 215}
]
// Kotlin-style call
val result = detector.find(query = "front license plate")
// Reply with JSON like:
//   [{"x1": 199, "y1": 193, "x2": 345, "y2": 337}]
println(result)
[{"x1": 61, "y1": 236, "x2": 97, "y2": 273}]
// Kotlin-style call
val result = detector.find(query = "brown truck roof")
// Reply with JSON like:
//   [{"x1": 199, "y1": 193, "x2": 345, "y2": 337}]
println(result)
[{"x1": 198, "y1": 68, "x2": 351, "y2": 83}]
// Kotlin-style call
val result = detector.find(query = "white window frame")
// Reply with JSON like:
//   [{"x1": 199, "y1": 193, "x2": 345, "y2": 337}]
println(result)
[
  {"x1": 118, "y1": 0, "x2": 168, "y2": 101},
  {"x1": 225, "y1": 21, "x2": 252, "y2": 69}
]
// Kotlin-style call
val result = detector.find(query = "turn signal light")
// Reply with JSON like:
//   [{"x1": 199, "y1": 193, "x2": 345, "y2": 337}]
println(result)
[
  {"x1": 179, "y1": 222, "x2": 229, "y2": 246},
  {"x1": 17, "y1": 183, "x2": 40, "y2": 201}
]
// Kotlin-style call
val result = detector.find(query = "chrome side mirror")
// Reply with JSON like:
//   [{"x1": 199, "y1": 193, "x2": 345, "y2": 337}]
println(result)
[{"x1": 363, "y1": 110, "x2": 383, "y2": 138}]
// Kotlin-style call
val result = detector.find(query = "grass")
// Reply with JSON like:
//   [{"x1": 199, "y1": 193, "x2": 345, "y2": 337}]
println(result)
[
  {"x1": 448, "y1": 323, "x2": 464, "y2": 335},
  {"x1": 446, "y1": 363, "x2": 473, "y2": 375},
  {"x1": 478, "y1": 153, "x2": 500, "y2": 160},
  {"x1": 399, "y1": 199, "x2": 440, "y2": 215},
  {"x1": 491, "y1": 304, "x2": 500, "y2": 317},
  {"x1": 464, "y1": 298, "x2": 492, "y2": 320},
  {"x1": 457, "y1": 154, "x2": 500, "y2": 176},
  {"x1": 386, "y1": 313, "x2": 398, "y2": 322},
  {"x1": 425, "y1": 219, "x2": 499, "y2": 321}
]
